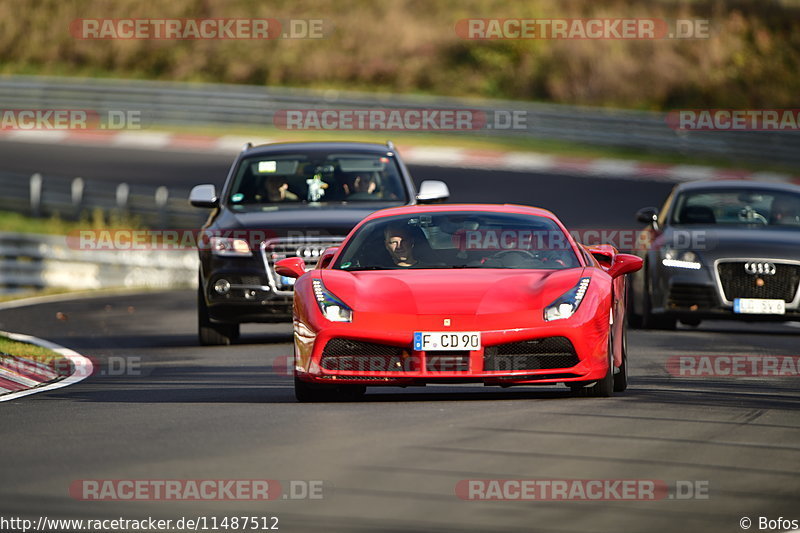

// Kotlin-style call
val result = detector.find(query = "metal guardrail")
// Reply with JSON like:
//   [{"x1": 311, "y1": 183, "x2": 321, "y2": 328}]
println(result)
[
  {"x1": 0, "y1": 232, "x2": 197, "y2": 294},
  {"x1": 0, "y1": 169, "x2": 207, "y2": 228},
  {"x1": 1, "y1": 75, "x2": 799, "y2": 167}
]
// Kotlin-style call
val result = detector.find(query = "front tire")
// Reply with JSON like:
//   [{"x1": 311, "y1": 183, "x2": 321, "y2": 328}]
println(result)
[
  {"x1": 613, "y1": 321, "x2": 628, "y2": 392},
  {"x1": 198, "y1": 283, "x2": 240, "y2": 346},
  {"x1": 642, "y1": 268, "x2": 676, "y2": 330},
  {"x1": 587, "y1": 336, "x2": 614, "y2": 398}
]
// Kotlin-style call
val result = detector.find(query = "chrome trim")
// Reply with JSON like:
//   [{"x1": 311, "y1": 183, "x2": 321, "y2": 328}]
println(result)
[
  {"x1": 260, "y1": 236, "x2": 346, "y2": 296},
  {"x1": 712, "y1": 258, "x2": 800, "y2": 309}
]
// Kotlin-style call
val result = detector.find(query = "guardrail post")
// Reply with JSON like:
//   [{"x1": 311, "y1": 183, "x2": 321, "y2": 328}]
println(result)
[
  {"x1": 155, "y1": 186, "x2": 169, "y2": 228},
  {"x1": 71, "y1": 177, "x2": 84, "y2": 219},
  {"x1": 116, "y1": 183, "x2": 130, "y2": 216},
  {"x1": 30, "y1": 173, "x2": 42, "y2": 217}
]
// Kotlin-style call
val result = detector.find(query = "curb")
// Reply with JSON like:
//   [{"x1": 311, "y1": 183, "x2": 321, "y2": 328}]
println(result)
[
  {"x1": 1, "y1": 129, "x2": 798, "y2": 185},
  {"x1": 0, "y1": 330, "x2": 93, "y2": 401}
]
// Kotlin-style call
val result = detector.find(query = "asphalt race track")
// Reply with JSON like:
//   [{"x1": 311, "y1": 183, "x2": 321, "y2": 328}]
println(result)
[{"x1": 1, "y1": 141, "x2": 799, "y2": 533}]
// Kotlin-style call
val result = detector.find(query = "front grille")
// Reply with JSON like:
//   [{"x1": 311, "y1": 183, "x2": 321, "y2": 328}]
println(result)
[
  {"x1": 717, "y1": 262, "x2": 800, "y2": 302},
  {"x1": 262, "y1": 237, "x2": 346, "y2": 291},
  {"x1": 484, "y1": 337, "x2": 579, "y2": 371},
  {"x1": 426, "y1": 351, "x2": 470, "y2": 372},
  {"x1": 320, "y1": 338, "x2": 409, "y2": 372},
  {"x1": 668, "y1": 284, "x2": 717, "y2": 309}
]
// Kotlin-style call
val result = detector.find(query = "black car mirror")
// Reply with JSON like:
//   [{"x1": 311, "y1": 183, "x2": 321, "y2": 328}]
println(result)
[{"x1": 635, "y1": 207, "x2": 659, "y2": 226}]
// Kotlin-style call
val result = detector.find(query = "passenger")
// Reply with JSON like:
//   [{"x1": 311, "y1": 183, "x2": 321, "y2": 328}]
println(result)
[
  {"x1": 256, "y1": 176, "x2": 298, "y2": 202},
  {"x1": 770, "y1": 196, "x2": 800, "y2": 225},
  {"x1": 343, "y1": 173, "x2": 378, "y2": 199}
]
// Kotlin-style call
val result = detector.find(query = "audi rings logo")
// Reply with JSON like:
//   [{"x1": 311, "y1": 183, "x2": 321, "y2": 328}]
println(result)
[
  {"x1": 743, "y1": 262, "x2": 777, "y2": 275},
  {"x1": 295, "y1": 245, "x2": 328, "y2": 259}
]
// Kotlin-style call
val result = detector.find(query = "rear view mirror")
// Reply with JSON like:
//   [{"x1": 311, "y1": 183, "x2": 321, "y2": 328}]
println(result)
[
  {"x1": 635, "y1": 207, "x2": 658, "y2": 226},
  {"x1": 189, "y1": 184, "x2": 218, "y2": 208},
  {"x1": 607, "y1": 253, "x2": 643, "y2": 278},
  {"x1": 416, "y1": 180, "x2": 450, "y2": 203},
  {"x1": 275, "y1": 257, "x2": 307, "y2": 279}
]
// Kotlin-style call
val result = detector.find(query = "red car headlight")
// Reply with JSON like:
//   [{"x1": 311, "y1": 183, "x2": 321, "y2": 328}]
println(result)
[
  {"x1": 543, "y1": 277, "x2": 591, "y2": 322},
  {"x1": 312, "y1": 279, "x2": 353, "y2": 322}
]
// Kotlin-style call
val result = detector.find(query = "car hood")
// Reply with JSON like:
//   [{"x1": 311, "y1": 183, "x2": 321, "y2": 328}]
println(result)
[
  {"x1": 209, "y1": 204, "x2": 398, "y2": 236},
  {"x1": 320, "y1": 268, "x2": 587, "y2": 315},
  {"x1": 659, "y1": 226, "x2": 800, "y2": 261}
]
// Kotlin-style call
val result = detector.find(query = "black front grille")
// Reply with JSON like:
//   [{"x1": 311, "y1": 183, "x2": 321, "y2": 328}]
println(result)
[
  {"x1": 320, "y1": 339, "x2": 409, "y2": 372},
  {"x1": 717, "y1": 262, "x2": 800, "y2": 302},
  {"x1": 426, "y1": 351, "x2": 470, "y2": 372},
  {"x1": 484, "y1": 337, "x2": 579, "y2": 371},
  {"x1": 668, "y1": 284, "x2": 717, "y2": 309}
]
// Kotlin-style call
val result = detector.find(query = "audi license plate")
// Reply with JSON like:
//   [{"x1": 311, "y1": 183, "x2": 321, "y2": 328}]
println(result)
[
  {"x1": 734, "y1": 298, "x2": 785, "y2": 315},
  {"x1": 414, "y1": 332, "x2": 481, "y2": 351}
]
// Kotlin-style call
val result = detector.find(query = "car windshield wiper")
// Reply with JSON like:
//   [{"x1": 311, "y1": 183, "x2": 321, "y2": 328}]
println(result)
[{"x1": 339, "y1": 266, "x2": 389, "y2": 271}]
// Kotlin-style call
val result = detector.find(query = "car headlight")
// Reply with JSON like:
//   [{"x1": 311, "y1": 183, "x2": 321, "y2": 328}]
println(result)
[
  {"x1": 210, "y1": 236, "x2": 252, "y2": 257},
  {"x1": 544, "y1": 277, "x2": 591, "y2": 322},
  {"x1": 312, "y1": 279, "x2": 353, "y2": 322},
  {"x1": 661, "y1": 247, "x2": 701, "y2": 269}
]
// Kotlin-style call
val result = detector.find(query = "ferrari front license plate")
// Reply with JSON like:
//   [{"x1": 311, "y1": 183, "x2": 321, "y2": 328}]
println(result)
[
  {"x1": 414, "y1": 331, "x2": 481, "y2": 351},
  {"x1": 733, "y1": 298, "x2": 786, "y2": 315}
]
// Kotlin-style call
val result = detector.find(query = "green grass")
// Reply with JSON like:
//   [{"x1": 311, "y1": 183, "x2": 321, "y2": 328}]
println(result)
[
  {"x1": 0, "y1": 335, "x2": 70, "y2": 377},
  {"x1": 0, "y1": 208, "x2": 142, "y2": 236}
]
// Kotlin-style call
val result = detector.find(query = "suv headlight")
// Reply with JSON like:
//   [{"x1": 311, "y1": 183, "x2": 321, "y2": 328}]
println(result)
[
  {"x1": 544, "y1": 277, "x2": 591, "y2": 322},
  {"x1": 312, "y1": 279, "x2": 353, "y2": 322},
  {"x1": 210, "y1": 237, "x2": 252, "y2": 257},
  {"x1": 661, "y1": 247, "x2": 701, "y2": 269}
]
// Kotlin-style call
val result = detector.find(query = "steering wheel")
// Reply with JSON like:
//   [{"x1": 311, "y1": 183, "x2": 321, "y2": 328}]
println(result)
[
  {"x1": 490, "y1": 249, "x2": 542, "y2": 266},
  {"x1": 738, "y1": 207, "x2": 768, "y2": 225}
]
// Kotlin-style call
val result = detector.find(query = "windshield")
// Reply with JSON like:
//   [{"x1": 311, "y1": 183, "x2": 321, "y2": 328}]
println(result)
[
  {"x1": 670, "y1": 189, "x2": 800, "y2": 227},
  {"x1": 333, "y1": 211, "x2": 581, "y2": 271},
  {"x1": 225, "y1": 152, "x2": 408, "y2": 206}
]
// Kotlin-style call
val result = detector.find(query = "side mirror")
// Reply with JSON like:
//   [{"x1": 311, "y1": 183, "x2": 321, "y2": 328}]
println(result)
[
  {"x1": 315, "y1": 247, "x2": 339, "y2": 270},
  {"x1": 416, "y1": 180, "x2": 450, "y2": 203},
  {"x1": 587, "y1": 244, "x2": 616, "y2": 269},
  {"x1": 189, "y1": 184, "x2": 218, "y2": 208},
  {"x1": 275, "y1": 257, "x2": 307, "y2": 279},
  {"x1": 607, "y1": 253, "x2": 643, "y2": 279},
  {"x1": 635, "y1": 207, "x2": 659, "y2": 226}
]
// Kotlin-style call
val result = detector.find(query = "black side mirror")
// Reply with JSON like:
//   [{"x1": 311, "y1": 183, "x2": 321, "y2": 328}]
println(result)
[{"x1": 635, "y1": 207, "x2": 659, "y2": 226}]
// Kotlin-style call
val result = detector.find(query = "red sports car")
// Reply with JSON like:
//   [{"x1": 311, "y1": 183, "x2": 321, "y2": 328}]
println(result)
[{"x1": 276, "y1": 204, "x2": 642, "y2": 401}]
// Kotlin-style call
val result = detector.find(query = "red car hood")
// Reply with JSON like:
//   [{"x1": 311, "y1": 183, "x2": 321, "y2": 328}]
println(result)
[{"x1": 320, "y1": 268, "x2": 587, "y2": 315}]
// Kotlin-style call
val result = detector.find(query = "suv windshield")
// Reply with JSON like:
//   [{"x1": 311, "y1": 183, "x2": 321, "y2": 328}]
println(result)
[
  {"x1": 334, "y1": 211, "x2": 581, "y2": 271},
  {"x1": 226, "y1": 152, "x2": 408, "y2": 206},
  {"x1": 671, "y1": 189, "x2": 800, "y2": 227}
]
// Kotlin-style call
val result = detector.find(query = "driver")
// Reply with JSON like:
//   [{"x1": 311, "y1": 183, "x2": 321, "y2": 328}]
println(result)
[
  {"x1": 770, "y1": 196, "x2": 800, "y2": 225},
  {"x1": 384, "y1": 224, "x2": 419, "y2": 267}
]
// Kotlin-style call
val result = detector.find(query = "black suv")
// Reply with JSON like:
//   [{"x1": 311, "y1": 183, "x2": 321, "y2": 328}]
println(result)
[{"x1": 189, "y1": 141, "x2": 449, "y2": 345}]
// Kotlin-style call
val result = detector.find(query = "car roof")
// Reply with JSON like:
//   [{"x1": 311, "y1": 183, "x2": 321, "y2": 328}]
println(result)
[
  {"x1": 242, "y1": 141, "x2": 394, "y2": 157},
  {"x1": 674, "y1": 179, "x2": 800, "y2": 194},
  {"x1": 361, "y1": 203, "x2": 560, "y2": 222}
]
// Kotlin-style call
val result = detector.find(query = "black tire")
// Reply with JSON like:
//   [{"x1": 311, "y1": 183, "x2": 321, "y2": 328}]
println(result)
[
  {"x1": 587, "y1": 335, "x2": 615, "y2": 398},
  {"x1": 613, "y1": 321, "x2": 628, "y2": 392},
  {"x1": 642, "y1": 269, "x2": 676, "y2": 330},
  {"x1": 626, "y1": 281, "x2": 643, "y2": 329},
  {"x1": 198, "y1": 282, "x2": 240, "y2": 346},
  {"x1": 294, "y1": 376, "x2": 366, "y2": 403}
]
